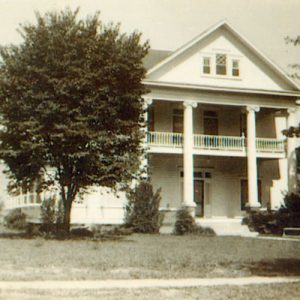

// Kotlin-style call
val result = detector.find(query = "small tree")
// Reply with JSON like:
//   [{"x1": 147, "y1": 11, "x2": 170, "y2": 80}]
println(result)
[
  {"x1": 0, "y1": 9, "x2": 149, "y2": 233},
  {"x1": 125, "y1": 181, "x2": 162, "y2": 233}
]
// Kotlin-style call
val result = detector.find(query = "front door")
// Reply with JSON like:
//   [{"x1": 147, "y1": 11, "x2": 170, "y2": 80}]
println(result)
[{"x1": 194, "y1": 180, "x2": 204, "y2": 217}]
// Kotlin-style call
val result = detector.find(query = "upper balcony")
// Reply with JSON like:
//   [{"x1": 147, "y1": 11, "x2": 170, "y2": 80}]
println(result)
[
  {"x1": 145, "y1": 100, "x2": 288, "y2": 159},
  {"x1": 147, "y1": 131, "x2": 286, "y2": 158}
]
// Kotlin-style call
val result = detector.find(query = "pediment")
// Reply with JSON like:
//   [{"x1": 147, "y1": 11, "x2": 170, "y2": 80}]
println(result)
[{"x1": 146, "y1": 21, "x2": 299, "y2": 92}]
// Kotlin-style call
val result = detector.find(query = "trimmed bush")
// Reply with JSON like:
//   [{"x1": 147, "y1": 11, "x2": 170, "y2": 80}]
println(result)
[
  {"x1": 174, "y1": 207, "x2": 197, "y2": 235},
  {"x1": 125, "y1": 181, "x2": 163, "y2": 233},
  {"x1": 4, "y1": 208, "x2": 27, "y2": 230},
  {"x1": 173, "y1": 207, "x2": 215, "y2": 236}
]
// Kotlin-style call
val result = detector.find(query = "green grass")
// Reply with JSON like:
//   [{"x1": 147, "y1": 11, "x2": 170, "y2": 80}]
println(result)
[
  {"x1": 1, "y1": 283, "x2": 300, "y2": 300},
  {"x1": 0, "y1": 234, "x2": 300, "y2": 281}
]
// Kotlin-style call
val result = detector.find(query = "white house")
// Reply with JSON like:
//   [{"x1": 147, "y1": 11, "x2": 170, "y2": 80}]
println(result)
[{"x1": 3, "y1": 20, "x2": 300, "y2": 234}]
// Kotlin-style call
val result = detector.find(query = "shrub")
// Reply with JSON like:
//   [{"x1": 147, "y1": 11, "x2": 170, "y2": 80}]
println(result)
[
  {"x1": 194, "y1": 226, "x2": 216, "y2": 237},
  {"x1": 173, "y1": 207, "x2": 215, "y2": 236},
  {"x1": 244, "y1": 192, "x2": 300, "y2": 235},
  {"x1": 125, "y1": 181, "x2": 163, "y2": 233},
  {"x1": 40, "y1": 197, "x2": 64, "y2": 234},
  {"x1": 4, "y1": 208, "x2": 27, "y2": 230},
  {"x1": 244, "y1": 210, "x2": 281, "y2": 235},
  {"x1": 279, "y1": 192, "x2": 300, "y2": 214},
  {"x1": 173, "y1": 207, "x2": 197, "y2": 235},
  {"x1": 70, "y1": 227, "x2": 94, "y2": 238}
]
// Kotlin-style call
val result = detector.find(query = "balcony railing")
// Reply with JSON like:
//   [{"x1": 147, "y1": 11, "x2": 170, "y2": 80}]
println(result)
[
  {"x1": 147, "y1": 131, "x2": 285, "y2": 153},
  {"x1": 256, "y1": 138, "x2": 285, "y2": 153},
  {"x1": 147, "y1": 131, "x2": 183, "y2": 147},
  {"x1": 194, "y1": 134, "x2": 245, "y2": 151}
]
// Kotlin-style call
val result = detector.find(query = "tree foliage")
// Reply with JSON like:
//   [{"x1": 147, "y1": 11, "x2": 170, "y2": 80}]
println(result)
[
  {"x1": 0, "y1": 8, "x2": 149, "y2": 232},
  {"x1": 282, "y1": 36, "x2": 300, "y2": 138},
  {"x1": 285, "y1": 36, "x2": 300, "y2": 81}
]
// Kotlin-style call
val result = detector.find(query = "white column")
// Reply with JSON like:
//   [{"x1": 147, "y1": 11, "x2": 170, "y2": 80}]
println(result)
[
  {"x1": 246, "y1": 105, "x2": 261, "y2": 208},
  {"x1": 183, "y1": 101, "x2": 197, "y2": 208},
  {"x1": 270, "y1": 112, "x2": 288, "y2": 209},
  {"x1": 287, "y1": 107, "x2": 297, "y2": 192}
]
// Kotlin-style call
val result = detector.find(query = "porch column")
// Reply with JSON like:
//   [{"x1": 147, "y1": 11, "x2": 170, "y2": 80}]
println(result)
[
  {"x1": 246, "y1": 105, "x2": 261, "y2": 208},
  {"x1": 287, "y1": 107, "x2": 297, "y2": 192},
  {"x1": 183, "y1": 100, "x2": 197, "y2": 209},
  {"x1": 141, "y1": 97, "x2": 153, "y2": 179}
]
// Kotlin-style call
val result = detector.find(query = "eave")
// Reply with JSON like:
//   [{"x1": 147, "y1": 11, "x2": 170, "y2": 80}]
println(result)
[{"x1": 143, "y1": 80, "x2": 300, "y2": 98}]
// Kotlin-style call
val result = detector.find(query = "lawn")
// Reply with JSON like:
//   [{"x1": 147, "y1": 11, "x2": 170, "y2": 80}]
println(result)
[{"x1": 0, "y1": 234, "x2": 300, "y2": 281}]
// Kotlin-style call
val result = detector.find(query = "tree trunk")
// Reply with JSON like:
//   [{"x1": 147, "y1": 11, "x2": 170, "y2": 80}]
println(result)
[
  {"x1": 63, "y1": 199, "x2": 73, "y2": 234},
  {"x1": 60, "y1": 183, "x2": 77, "y2": 235}
]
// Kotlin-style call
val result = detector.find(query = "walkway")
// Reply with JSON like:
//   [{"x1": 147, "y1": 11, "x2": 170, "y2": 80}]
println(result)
[{"x1": 0, "y1": 276, "x2": 300, "y2": 290}]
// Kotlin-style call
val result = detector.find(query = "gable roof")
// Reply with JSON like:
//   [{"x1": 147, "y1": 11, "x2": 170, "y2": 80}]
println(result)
[
  {"x1": 146, "y1": 20, "x2": 300, "y2": 91},
  {"x1": 143, "y1": 49, "x2": 171, "y2": 70}
]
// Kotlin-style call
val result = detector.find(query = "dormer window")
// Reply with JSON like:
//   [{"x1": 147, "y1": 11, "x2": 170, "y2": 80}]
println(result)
[
  {"x1": 216, "y1": 53, "x2": 227, "y2": 75},
  {"x1": 203, "y1": 57, "x2": 211, "y2": 74},
  {"x1": 232, "y1": 59, "x2": 239, "y2": 77},
  {"x1": 201, "y1": 52, "x2": 241, "y2": 79}
]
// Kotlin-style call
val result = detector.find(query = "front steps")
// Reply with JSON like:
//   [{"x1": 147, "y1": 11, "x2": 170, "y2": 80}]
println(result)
[
  {"x1": 159, "y1": 211, "x2": 258, "y2": 236},
  {"x1": 196, "y1": 218, "x2": 258, "y2": 237}
]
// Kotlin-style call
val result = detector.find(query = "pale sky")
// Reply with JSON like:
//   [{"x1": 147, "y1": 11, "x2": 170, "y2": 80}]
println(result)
[{"x1": 0, "y1": 0, "x2": 300, "y2": 73}]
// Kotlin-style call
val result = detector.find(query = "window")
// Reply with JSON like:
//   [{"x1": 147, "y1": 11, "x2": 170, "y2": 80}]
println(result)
[
  {"x1": 180, "y1": 171, "x2": 211, "y2": 178},
  {"x1": 173, "y1": 109, "x2": 183, "y2": 133},
  {"x1": 216, "y1": 53, "x2": 227, "y2": 75},
  {"x1": 203, "y1": 111, "x2": 218, "y2": 135},
  {"x1": 203, "y1": 57, "x2": 211, "y2": 74},
  {"x1": 232, "y1": 59, "x2": 240, "y2": 77}
]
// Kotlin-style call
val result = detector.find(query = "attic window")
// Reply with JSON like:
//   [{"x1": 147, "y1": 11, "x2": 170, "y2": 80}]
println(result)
[
  {"x1": 216, "y1": 54, "x2": 227, "y2": 75},
  {"x1": 232, "y1": 59, "x2": 240, "y2": 77},
  {"x1": 203, "y1": 57, "x2": 211, "y2": 74}
]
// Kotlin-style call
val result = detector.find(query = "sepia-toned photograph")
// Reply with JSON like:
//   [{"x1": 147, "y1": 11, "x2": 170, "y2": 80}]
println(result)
[{"x1": 0, "y1": 0, "x2": 299, "y2": 299}]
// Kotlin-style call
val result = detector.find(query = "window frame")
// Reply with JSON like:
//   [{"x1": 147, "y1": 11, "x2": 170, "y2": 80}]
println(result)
[
  {"x1": 200, "y1": 52, "x2": 242, "y2": 79},
  {"x1": 202, "y1": 56, "x2": 211, "y2": 74},
  {"x1": 232, "y1": 59, "x2": 240, "y2": 77},
  {"x1": 216, "y1": 53, "x2": 227, "y2": 75}
]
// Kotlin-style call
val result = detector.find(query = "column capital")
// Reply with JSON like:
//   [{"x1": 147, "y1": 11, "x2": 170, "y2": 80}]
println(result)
[
  {"x1": 287, "y1": 107, "x2": 296, "y2": 114},
  {"x1": 246, "y1": 105, "x2": 260, "y2": 113},
  {"x1": 183, "y1": 100, "x2": 198, "y2": 109},
  {"x1": 143, "y1": 97, "x2": 153, "y2": 109}
]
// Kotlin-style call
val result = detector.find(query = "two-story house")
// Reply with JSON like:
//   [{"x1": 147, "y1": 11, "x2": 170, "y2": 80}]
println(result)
[
  {"x1": 3, "y1": 20, "x2": 300, "y2": 234},
  {"x1": 142, "y1": 20, "x2": 300, "y2": 232}
]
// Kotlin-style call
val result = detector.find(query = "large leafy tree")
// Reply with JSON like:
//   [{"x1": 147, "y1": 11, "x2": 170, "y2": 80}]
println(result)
[{"x1": 0, "y1": 9, "x2": 149, "y2": 232}]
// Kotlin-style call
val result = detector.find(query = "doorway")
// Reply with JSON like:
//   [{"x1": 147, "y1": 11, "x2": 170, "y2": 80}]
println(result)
[
  {"x1": 194, "y1": 179, "x2": 204, "y2": 217},
  {"x1": 180, "y1": 170, "x2": 212, "y2": 217}
]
